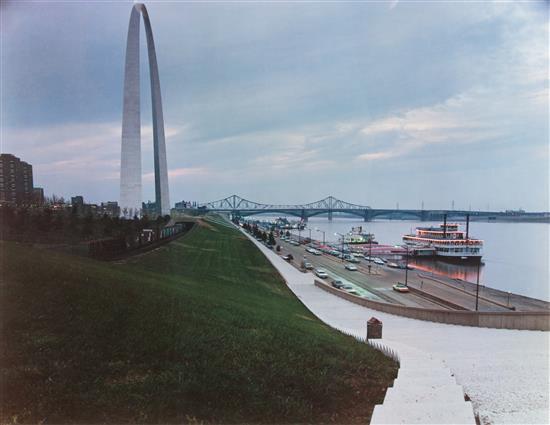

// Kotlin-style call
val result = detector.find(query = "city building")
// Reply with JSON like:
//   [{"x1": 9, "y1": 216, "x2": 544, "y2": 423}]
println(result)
[
  {"x1": 175, "y1": 200, "x2": 194, "y2": 210},
  {"x1": 0, "y1": 153, "x2": 34, "y2": 205},
  {"x1": 100, "y1": 201, "x2": 120, "y2": 217},
  {"x1": 33, "y1": 187, "x2": 45, "y2": 206},
  {"x1": 142, "y1": 201, "x2": 157, "y2": 217},
  {"x1": 71, "y1": 196, "x2": 84, "y2": 207}
]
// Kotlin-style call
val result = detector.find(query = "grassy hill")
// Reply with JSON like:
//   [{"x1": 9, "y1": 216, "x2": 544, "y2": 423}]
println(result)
[{"x1": 0, "y1": 218, "x2": 397, "y2": 424}]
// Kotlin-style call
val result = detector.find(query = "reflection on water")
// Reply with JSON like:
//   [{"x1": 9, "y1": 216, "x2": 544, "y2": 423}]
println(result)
[{"x1": 409, "y1": 258, "x2": 482, "y2": 282}]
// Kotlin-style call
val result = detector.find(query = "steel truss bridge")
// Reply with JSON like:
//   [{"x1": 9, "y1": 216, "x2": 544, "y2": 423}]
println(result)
[{"x1": 188, "y1": 195, "x2": 509, "y2": 221}]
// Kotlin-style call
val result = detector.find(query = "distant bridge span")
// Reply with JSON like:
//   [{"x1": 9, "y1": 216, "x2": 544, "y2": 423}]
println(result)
[{"x1": 185, "y1": 194, "x2": 508, "y2": 221}]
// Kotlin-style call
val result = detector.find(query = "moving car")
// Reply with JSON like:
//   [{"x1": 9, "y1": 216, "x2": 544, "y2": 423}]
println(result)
[
  {"x1": 282, "y1": 254, "x2": 294, "y2": 262},
  {"x1": 392, "y1": 283, "x2": 410, "y2": 293},
  {"x1": 314, "y1": 268, "x2": 329, "y2": 279},
  {"x1": 345, "y1": 263, "x2": 358, "y2": 271}
]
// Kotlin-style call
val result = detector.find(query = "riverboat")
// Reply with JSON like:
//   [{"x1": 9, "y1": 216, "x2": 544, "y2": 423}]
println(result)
[
  {"x1": 402, "y1": 221, "x2": 483, "y2": 263},
  {"x1": 342, "y1": 226, "x2": 377, "y2": 245}
]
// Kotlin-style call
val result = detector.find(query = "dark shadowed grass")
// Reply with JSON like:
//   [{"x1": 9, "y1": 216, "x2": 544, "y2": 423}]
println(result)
[{"x1": 0, "y1": 220, "x2": 397, "y2": 424}]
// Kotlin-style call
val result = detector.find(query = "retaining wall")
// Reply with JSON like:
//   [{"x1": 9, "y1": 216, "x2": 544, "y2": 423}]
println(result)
[{"x1": 315, "y1": 280, "x2": 550, "y2": 331}]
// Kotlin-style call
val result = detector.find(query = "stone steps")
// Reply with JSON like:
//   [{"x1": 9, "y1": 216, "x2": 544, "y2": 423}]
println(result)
[
  {"x1": 371, "y1": 347, "x2": 475, "y2": 424},
  {"x1": 371, "y1": 400, "x2": 475, "y2": 424}
]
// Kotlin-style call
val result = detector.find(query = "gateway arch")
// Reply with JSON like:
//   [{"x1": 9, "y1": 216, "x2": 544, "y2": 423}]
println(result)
[{"x1": 120, "y1": 3, "x2": 170, "y2": 217}]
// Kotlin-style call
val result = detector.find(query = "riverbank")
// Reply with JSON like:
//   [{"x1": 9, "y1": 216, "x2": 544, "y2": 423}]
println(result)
[
  {"x1": 242, "y1": 224, "x2": 549, "y2": 424},
  {"x1": 279, "y1": 218, "x2": 549, "y2": 302},
  {"x1": 0, "y1": 218, "x2": 397, "y2": 423}
]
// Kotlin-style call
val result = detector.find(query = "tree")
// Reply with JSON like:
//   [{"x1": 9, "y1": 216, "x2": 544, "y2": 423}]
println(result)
[
  {"x1": 15, "y1": 208, "x2": 29, "y2": 233},
  {"x1": 38, "y1": 208, "x2": 52, "y2": 232},
  {"x1": 268, "y1": 231, "x2": 276, "y2": 246},
  {"x1": 0, "y1": 205, "x2": 15, "y2": 230},
  {"x1": 81, "y1": 213, "x2": 94, "y2": 238},
  {"x1": 285, "y1": 230, "x2": 290, "y2": 237}
]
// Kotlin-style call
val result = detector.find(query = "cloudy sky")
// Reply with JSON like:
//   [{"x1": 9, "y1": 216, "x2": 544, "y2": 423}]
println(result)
[{"x1": 1, "y1": 0, "x2": 548, "y2": 210}]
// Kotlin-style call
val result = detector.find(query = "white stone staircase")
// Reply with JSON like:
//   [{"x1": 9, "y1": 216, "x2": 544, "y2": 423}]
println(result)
[{"x1": 371, "y1": 347, "x2": 476, "y2": 425}]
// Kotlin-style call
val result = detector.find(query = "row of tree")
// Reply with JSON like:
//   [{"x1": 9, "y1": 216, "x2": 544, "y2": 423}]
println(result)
[
  {"x1": 239, "y1": 221, "x2": 276, "y2": 246},
  {"x1": 0, "y1": 204, "x2": 171, "y2": 244}
]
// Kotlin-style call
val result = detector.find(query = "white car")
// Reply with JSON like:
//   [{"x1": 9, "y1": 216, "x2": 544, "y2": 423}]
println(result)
[
  {"x1": 345, "y1": 263, "x2": 358, "y2": 271},
  {"x1": 314, "y1": 268, "x2": 328, "y2": 279},
  {"x1": 374, "y1": 258, "x2": 385, "y2": 265}
]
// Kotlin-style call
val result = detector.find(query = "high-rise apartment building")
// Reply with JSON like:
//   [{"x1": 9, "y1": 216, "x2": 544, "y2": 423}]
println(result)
[{"x1": 0, "y1": 154, "x2": 34, "y2": 205}]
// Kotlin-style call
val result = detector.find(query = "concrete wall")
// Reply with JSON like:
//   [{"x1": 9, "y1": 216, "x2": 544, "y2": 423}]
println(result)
[{"x1": 315, "y1": 280, "x2": 550, "y2": 331}]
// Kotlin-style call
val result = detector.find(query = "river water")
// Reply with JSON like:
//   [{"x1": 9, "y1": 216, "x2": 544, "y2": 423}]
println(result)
[{"x1": 255, "y1": 216, "x2": 549, "y2": 302}]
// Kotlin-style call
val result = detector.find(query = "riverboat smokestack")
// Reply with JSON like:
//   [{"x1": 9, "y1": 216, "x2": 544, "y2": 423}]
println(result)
[
  {"x1": 443, "y1": 213, "x2": 447, "y2": 238},
  {"x1": 466, "y1": 214, "x2": 470, "y2": 240}
]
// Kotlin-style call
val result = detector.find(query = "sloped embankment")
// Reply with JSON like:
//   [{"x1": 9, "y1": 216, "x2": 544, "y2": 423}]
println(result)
[{"x1": 0, "y1": 220, "x2": 397, "y2": 423}]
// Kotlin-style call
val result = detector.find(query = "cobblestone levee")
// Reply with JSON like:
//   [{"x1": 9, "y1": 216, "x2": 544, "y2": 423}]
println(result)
[{"x1": 241, "y1": 228, "x2": 549, "y2": 424}]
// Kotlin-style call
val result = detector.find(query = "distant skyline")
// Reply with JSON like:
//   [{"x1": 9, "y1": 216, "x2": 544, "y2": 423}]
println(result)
[{"x1": 1, "y1": 1, "x2": 548, "y2": 210}]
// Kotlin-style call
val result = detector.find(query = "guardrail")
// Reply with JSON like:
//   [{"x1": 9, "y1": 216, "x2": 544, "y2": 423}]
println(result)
[{"x1": 315, "y1": 280, "x2": 550, "y2": 331}]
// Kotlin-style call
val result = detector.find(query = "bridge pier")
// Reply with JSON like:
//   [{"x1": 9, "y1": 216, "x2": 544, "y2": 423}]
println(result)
[
  {"x1": 363, "y1": 209, "x2": 371, "y2": 222},
  {"x1": 328, "y1": 210, "x2": 333, "y2": 221},
  {"x1": 301, "y1": 209, "x2": 308, "y2": 222}
]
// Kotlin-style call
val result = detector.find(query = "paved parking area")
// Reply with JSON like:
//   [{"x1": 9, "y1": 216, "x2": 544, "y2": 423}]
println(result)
[{"x1": 245, "y1": 230, "x2": 550, "y2": 424}]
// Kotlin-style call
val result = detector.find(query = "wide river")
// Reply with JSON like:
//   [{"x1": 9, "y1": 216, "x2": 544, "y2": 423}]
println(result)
[{"x1": 256, "y1": 216, "x2": 549, "y2": 302}]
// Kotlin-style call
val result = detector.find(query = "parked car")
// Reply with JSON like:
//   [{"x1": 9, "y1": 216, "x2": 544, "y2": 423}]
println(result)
[
  {"x1": 344, "y1": 263, "x2": 358, "y2": 271},
  {"x1": 374, "y1": 258, "x2": 385, "y2": 265},
  {"x1": 387, "y1": 262, "x2": 399, "y2": 268},
  {"x1": 344, "y1": 254, "x2": 360, "y2": 263},
  {"x1": 314, "y1": 268, "x2": 328, "y2": 279},
  {"x1": 304, "y1": 262, "x2": 314, "y2": 270},
  {"x1": 393, "y1": 283, "x2": 410, "y2": 293},
  {"x1": 331, "y1": 279, "x2": 344, "y2": 289}
]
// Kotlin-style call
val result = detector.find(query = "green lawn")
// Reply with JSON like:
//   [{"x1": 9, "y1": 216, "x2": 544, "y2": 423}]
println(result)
[{"x1": 0, "y1": 218, "x2": 397, "y2": 424}]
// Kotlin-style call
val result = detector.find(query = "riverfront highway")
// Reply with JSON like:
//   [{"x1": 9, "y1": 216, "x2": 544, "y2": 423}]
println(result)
[{"x1": 275, "y1": 236, "x2": 550, "y2": 312}]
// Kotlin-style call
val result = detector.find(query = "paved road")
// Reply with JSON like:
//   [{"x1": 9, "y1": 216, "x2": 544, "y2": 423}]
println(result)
[
  {"x1": 276, "y1": 237, "x2": 514, "y2": 311},
  {"x1": 250, "y1": 233, "x2": 549, "y2": 425}
]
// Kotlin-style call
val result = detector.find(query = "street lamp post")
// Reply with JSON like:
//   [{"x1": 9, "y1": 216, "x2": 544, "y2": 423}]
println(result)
[
  {"x1": 298, "y1": 227, "x2": 301, "y2": 244},
  {"x1": 335, "y1": 232, "x2": 345, "y2": 262},
  {"x1": 404, "y1": 245, "x2": 409, "y2": 286},
  {"x1": 308, "y1": 228, "x2": 312, "y2": 241},
  {"x1": 475, "y1": 261, "x2": 481, "y2": 311},
  {"x1": 316, "y1": 228, "x2": 325, "y2": 245}
]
